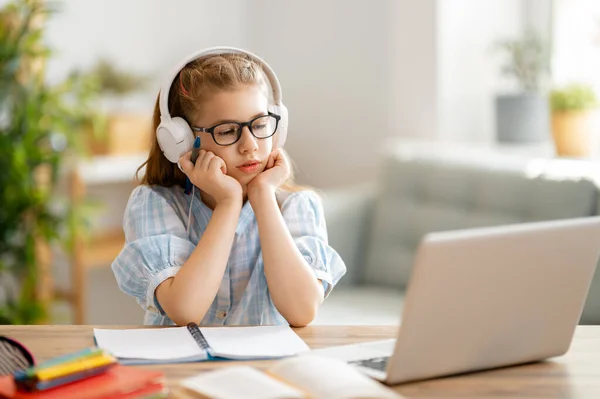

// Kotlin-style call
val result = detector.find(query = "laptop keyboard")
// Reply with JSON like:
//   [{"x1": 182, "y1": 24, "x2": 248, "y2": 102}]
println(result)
[{"x1": 349, "y1": 356, "x2": 390, "y2": 372}]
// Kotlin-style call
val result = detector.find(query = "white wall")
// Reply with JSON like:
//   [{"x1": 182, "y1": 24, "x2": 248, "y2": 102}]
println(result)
[
  {"x1": 43, "y1": 0, "x2": 438, "y2": 189},
  {"x1": 247, "y1": 0, "x2": 437, "y2": 187},
  {"x1": 387, "y1": 0, "x2": 438, "y2": 141},
  {"x1": 552, "y1": 0, "x2": 600, "y2": 93},
  {"x1": 524, "y1": 0, "x2": 554, "y2": 42},
  {"x1": 437, "y1": 0, "x2": 524, "y2": 143},
  {"x1": 45, "y1": 0, "x2": 249, "y2": 112}
]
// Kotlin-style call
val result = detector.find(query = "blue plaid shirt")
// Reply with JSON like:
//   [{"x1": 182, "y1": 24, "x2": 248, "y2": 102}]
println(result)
[{"x1": 111, "y1": 185, "x2": 346, "y2": 326}]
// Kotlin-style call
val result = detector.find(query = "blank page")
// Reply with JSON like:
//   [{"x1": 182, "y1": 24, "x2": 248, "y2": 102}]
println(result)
[
  {"x1": 94, "y1": 327, "x2": 206, "y2": 361},
  {"x1": 179, "y1": 366, "x2": 305, "y2": 399},
  {"x1": 200, "y1": 326, "x2": 310, "y2": 359},
  {"x1": 270, "y1": 355, "x2": 400, "y2": 399}
]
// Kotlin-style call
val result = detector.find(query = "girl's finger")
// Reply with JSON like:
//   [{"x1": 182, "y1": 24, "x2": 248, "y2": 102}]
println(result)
[
  {"x1": 178, "y1": 151, "x2": 194, "y2": 175},
  {"x1": 208, "y1": 156, "x2": 227, "y2": 175},
  {"x1": 267, "y1": 151, "x2": 277, "y2": 169},
  {"x1": 274, "y1": 149, "x2": 287, "y2": 167},
  {"x1": 200, "y1": 151, "x2": 214, "y2": 170},
  {"x1": 193, "y1": 149, "x2": 205, "y2": 168}
]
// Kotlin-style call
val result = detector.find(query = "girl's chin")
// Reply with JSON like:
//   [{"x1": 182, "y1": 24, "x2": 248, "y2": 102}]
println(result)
[
  {"x1": 234, "y1": 171, "x2": 260, "y2": 184},
  {"x1": 232, "y1": 176, "x2": 252, "y2": 193}
]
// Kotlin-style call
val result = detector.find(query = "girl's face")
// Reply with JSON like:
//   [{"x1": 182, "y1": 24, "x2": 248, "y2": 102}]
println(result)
[{"x1": 191, "y1": 85, "x2": 273, "y2": 188}]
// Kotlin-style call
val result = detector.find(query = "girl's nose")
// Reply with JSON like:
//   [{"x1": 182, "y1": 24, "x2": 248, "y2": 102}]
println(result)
[{"x1": 238, "y1": 126, "x2": 258, "y2": 153}]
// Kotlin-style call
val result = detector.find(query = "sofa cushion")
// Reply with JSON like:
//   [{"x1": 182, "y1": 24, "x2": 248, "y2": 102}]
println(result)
[
  {"x1": 321, "y1": 184, "x2": 375, "y2": 286},
  {"x1": 312, "y1": 285, "x2": 403, "y2": 325},
  {"x1": 363, "y1": 155, "x2": 598, "y2": 289}
]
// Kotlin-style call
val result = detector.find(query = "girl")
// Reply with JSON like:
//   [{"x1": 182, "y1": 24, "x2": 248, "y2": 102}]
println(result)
[{"x1": 111, "y1": 48, "x2": 346, "y2": 327}]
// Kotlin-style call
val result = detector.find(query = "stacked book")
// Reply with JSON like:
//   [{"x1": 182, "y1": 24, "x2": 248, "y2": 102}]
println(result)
[{"x1": 9, "y1": 347, "x2": 166, "y2": 399}]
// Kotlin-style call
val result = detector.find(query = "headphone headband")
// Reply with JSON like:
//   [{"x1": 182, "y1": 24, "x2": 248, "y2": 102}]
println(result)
[{"x1": 158, "y1": 46, "x2": 283, "y2": 121}]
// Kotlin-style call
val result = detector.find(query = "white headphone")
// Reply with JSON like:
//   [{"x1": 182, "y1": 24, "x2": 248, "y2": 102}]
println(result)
[{"x1": 156, "y1": 46, "x2": 289, "y2": 163}]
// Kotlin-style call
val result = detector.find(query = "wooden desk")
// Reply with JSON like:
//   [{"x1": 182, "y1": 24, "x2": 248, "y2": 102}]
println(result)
[{"x1": 2, "y1": 325, "x2": 600, "y2": 398}]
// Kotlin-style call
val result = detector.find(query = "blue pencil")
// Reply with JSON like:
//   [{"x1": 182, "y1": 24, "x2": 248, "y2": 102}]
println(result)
[{"x1": 185, "y1": 137, "x2": 201, "y2": 195}]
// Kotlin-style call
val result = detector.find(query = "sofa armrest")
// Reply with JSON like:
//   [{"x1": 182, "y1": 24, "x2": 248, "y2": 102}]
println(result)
[
  {"x1": 581, "y1": 260, "x2": 600, "y2": 324},
  {"x1": 321, "y1": 183, "x2": 376, "y2": 286}
]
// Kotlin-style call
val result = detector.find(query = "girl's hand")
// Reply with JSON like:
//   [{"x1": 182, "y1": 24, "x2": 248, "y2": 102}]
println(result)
[
  {"x1": 247, "y1": 149, "x2": 291, "y2": 200},
  {"x1": 179, "y1": 150, "x2": 243, "y2": 206}
]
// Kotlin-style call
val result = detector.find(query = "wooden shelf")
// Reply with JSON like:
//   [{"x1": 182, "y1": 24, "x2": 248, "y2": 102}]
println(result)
[
  {"x1": 81, "y1": 229, "x2": 125, "y2": 269},
  {"x1": 76, "y1": 154, "x2": 147, "y2": 185},
  {"x1": 52, "y1": 163, "x2": 135, "y2": 324}
]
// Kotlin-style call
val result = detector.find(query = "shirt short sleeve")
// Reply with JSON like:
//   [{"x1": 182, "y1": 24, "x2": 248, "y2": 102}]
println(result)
[
  {"x1": 281, "y1": 190, "x2": 347, "y2": 297},
  {"x1": 111, "y1": 186, "x2": 195, "y2": 316}
]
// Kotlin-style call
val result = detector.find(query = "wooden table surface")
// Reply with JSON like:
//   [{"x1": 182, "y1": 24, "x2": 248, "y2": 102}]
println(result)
[{"x1": 1, "y1": 325, "x2": 600, "y2": 398}]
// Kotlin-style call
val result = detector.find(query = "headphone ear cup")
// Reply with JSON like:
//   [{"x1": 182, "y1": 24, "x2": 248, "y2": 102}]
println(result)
[
  {"x1": 270, "y1": 103, "x2": 288, "y2": 148},
  {"x1": 157, "y1": 117, "x2": 195, "y2": 163},
  {"x1": 173, "y1": 117, "x2": 196, "y2": 156}
]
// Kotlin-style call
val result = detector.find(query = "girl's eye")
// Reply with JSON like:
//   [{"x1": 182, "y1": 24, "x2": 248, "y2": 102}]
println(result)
[
  {"x1": 217, "y1": 129, "x2": 237, "y2": 136},
  {"x1": 254, "y1": 124, "x2": 267, "y2": 130}
]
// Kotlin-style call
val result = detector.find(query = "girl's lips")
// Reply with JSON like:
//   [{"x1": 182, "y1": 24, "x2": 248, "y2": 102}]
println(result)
[{"x1": 237, "y1": 162, "x2": 260, "y2": 174}]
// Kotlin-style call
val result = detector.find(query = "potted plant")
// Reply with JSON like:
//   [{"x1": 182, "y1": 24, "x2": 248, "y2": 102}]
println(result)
[
  {"x1": 493, "y1": 31, "x2": 551, "y2": 143},
  {"x1": 76, "y1": 59, "x2": 152, "y2": 156},
  {"x1": 550, "y1": 84, "x2": 600, "y2": 157},
  {"x1": 0, "y1": 0, "x2": 102, "y2": 324}
]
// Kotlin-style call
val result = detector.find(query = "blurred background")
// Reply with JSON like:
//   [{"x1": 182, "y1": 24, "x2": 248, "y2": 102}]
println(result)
[{"x1": 2, "y1": 0, "x2": 600, "y2": 326}]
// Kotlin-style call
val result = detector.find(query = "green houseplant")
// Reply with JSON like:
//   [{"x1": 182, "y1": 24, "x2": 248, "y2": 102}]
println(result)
[
  {"x1": 90, "y1": 58, "x2": 149, "y2": 96},
  {"x1": 493, "y1": 31, "x2": 551, "y2": 143},
  {"x1": 550, "y1": 84, "x2": 600, "y2": 157},
  {"x1": 550, "y1": 84, "x2": 598, "y2": 112},
  {"x1": 73, "y1": 58, "x2": 152, "y2": 156},
  {"x1": 0, "y1": 0, "x2": 103, "y2": 324}
]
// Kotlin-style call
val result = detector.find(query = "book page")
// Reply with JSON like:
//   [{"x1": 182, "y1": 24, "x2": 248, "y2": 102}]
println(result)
[
  {"x1": 200, "y1": 325, "x2": 310, "y2": 359},
  {"x1": 269, "y1": 355, "x2": 401, "y2": 399},
  {"x1": 94, "y1": 327, "x2": 206, "y2": 362},
  {"x1": 178, "y1": 366, "x2": 306, "y2": 399}
]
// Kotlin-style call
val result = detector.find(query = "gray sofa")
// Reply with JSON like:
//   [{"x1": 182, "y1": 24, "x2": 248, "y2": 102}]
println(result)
[{"x1": 318, "y1": 146, "x2": 600, "y2": 325}]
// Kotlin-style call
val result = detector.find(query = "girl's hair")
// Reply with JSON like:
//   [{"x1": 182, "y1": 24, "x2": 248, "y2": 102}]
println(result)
[{"x1": 137, "y1": 53, "x2": 306, "y2": 193}]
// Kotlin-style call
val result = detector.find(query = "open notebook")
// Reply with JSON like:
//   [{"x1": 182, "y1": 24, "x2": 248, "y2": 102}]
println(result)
[
  {"x1": 173, "y1": 355, "x2": 400, "y2": 399},
  {"x1": 94, "y1": 323, "x2": 310, "y2": 365}
]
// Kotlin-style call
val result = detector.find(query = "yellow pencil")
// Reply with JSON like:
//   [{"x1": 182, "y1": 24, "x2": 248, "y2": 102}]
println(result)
[{"x1": 36, "y1": 352, "x2": 116, "y2": 381}]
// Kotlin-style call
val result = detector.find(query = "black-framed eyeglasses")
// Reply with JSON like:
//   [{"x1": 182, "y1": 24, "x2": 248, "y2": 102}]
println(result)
[{"x1": 191, "y1": 112, "x2": 281, "y2": 146}]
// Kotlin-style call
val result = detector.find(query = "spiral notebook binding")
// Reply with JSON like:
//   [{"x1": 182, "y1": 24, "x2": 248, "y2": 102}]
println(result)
[{"x1": 186, "y1": 323, "x2": 210, "y2": 350}]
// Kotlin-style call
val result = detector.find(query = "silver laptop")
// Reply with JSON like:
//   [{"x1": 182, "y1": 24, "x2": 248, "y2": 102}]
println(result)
[{"x1": 311, "y1": 217, "x2": 600, "y2": 385}]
